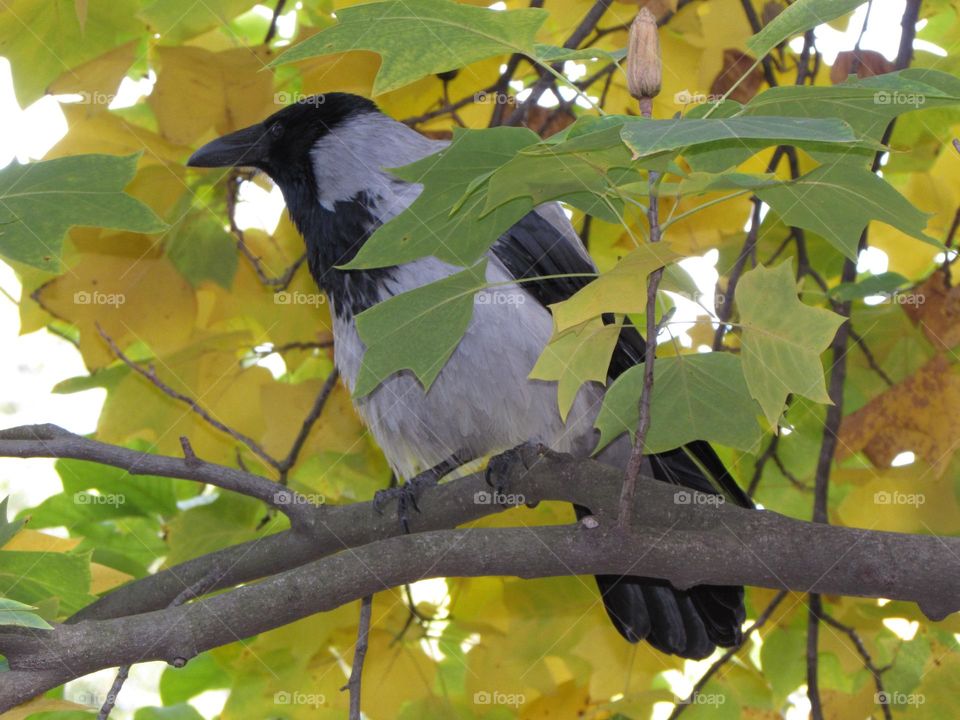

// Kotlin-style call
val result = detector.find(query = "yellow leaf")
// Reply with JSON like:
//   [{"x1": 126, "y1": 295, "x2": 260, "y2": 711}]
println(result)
[
  {"x1": 48, "y1": 40, "x2": 139, "y2": 115},
  {"x1": 90, "y1": 562, "x2": 133, "y2": 594},
  {"x1": 150, "y1": 46, "x2": 275, "y2": 145},
  {"x1": 529, "y1": 317, "x2": 621, "y2": 420},
  {"x1": 4, "y1": 529, "x2": 80, "y2": 553},
  {"x1": 550, "y1": 241, "x2": 684, "y2": 331},
  {"x1": 36, "y1": 255, "x2": 198, "y2": 369}
]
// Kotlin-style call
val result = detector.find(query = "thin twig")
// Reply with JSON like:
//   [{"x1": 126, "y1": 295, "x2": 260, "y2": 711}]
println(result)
[
  {"x1": 96, "y1": 562, "x2": 227, "y2": 718},
  {"x1": 0, "y1": 423, "x2": 317, "y2": 529},
  {"x1": 264, "y1": 0, "x2": 287, "y2": 44},
  {"x1": 807, "y1": 4, "x2": 922, "y2": 716},
  {"x1": 668, "y1": 590, "x2": 788, "y2": 718},
  {"x1": 849, "y1": 328, "x2": 895, "y2": 387},
  {"x1": 821, "y1": 613, "x2": 893, "y2": 720},
  {"x1": 620, "y1": 71, "x2": 662, "y2": 526},
  {"x1": 343, "y1": 594, "x2": 373, "y2": 720},
  {"x1": 248, "y1": 340, "x2": 334, "y2": 358},
  {"x1": 226, "y1": 169, "x2": 305, "y2": 290},
  {"x1": 96, "y1": 323, "x2": 280, "y2": 471},
  {"x1": 506, "y1": 0, "x2": 614, "y2": 126},
  {"x1": 95, "y1": 665, "x2": 128, "y2": 720},
  {"x1": 277, "y1": 369, "x2": 339, "y2": 479}
]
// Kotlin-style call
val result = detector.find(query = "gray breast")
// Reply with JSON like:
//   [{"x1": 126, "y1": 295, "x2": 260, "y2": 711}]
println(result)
[{"x1": 332, "y1": 253, "x2": 605, "y2": 479}]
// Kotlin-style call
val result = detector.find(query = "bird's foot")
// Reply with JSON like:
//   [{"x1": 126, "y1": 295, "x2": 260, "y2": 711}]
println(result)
[
  {"x1": 373, "y1": 471, "x2": 439, "y2": 534},
  {"x1": 484, "y1": 441, "x2": 547, "y2": 503}
]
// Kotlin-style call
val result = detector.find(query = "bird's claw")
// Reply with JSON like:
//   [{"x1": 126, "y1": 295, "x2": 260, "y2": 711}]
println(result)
[
  {"x1": 373, "y1": 472, "x2": 438, "y2": 533},
  {"x1": 485, "y1": 441, "x2": 545, "y2": 498}
]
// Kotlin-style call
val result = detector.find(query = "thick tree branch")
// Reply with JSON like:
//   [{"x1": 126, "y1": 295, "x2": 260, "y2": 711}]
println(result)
[{"x1": 2, "y1": 447, "x2": 960, "y2": 711}]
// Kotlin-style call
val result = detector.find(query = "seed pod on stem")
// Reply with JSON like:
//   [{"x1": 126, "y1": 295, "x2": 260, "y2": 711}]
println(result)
[{"x1": 627, "y1": 7, "x2": 662, "y2": 117}]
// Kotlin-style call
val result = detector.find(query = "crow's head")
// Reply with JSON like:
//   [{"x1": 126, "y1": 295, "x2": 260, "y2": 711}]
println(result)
[
  {"x1": 188, "y1": 92, "x2": 437, "y2": 303},
  {"x1": 187, "y1": 93, "x2": 378, "y2": 186}
]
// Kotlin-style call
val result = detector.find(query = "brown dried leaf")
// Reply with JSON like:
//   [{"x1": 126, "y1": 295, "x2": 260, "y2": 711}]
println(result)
[
  {"x1": 830, "y1": 50, "x2": 895, "y2": 84},
  {"x1": 902, "y1": 270, "x2": 960, "y2": 350},
  {"x1": 838, "y1": 354, "x2": 960, "y2": 476},
  {"x1": 710, "y1": 49, "x2": 764, "y2": 104}
]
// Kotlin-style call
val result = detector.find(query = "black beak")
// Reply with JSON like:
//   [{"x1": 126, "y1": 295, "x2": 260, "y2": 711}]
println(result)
[{"x1": 187, "y1": 123, "x2": 270, "y2": 168}]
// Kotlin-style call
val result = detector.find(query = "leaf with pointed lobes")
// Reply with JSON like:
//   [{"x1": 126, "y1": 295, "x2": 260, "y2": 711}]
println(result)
[{"x1": 736, "y1": 261, "x2": 845, "y2": 427}]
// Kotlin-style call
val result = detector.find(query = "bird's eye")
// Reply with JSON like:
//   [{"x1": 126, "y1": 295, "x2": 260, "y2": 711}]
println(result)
[{"x1": 269, "y1": 123, "x2": 284, "y2": 138}]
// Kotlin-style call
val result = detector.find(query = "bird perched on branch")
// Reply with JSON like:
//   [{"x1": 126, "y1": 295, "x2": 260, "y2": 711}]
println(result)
[{"x1": 188, "y1": 94, "x2": 753, "y2": 659}]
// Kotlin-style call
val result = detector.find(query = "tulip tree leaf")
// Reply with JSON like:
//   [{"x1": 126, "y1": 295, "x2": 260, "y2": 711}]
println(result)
[
  {"x1": 619, "y1": 116, "x2": 860, "y2": 158},
  {"x1": 353, "y1": 260, "x2": 489, "y2": 398},
  {"x1": 0, "y1": 597, "x2": 53, "y2": 629},
  {"x1": 345, "y1": 127, "x2": 540, "y2": 270},
  {"x1": 529, "y1": 318, "x2": 622, "y2": 421},
  {"x1": 595, "y1": 352, "x2": 764, "y2": 454},
  {"x1": 0, "y1": 153, "x2": 167, "y2": 270},
  {"x1": 756, "y1": 163, "x2": 938, "y2": 260},
  {"x1": 550, "y1": 242, "x2": 684, "y2": 332},
  {"x1": 273, "y1": 0, "x2": 547, "y2": 94},
  {"x1": 746, "y1": 0, "x2": 863, "y2": 59},
  {"x1": 736, "y1": 261, "x2": 845, "y2": 426},
  {"x1": 483, "y1": 119, "x2": 648, "y2": 222}
]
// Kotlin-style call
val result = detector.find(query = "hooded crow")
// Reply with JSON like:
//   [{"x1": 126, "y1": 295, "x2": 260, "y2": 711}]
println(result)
[{"x1": 188, "y1": 93, "x2": 752, "y2": 659}]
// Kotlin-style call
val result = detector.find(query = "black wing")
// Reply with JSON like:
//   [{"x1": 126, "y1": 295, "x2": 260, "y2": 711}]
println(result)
[{"x1": 490, "y1": 207, "x2": 752, "y2": 507}]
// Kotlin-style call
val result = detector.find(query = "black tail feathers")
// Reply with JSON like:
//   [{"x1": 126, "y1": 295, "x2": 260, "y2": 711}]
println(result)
[{"x1": 580, "y1": 441, "x2": 752, "y2": 658}]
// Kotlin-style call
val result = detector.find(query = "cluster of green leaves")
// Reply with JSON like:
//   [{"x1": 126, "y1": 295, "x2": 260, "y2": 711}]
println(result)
[{"x1": 2, "y1": 0, "x2": 960, "y2": 718}]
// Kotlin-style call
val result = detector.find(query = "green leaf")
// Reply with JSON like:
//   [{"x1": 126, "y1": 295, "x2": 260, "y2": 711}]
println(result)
[
  {"x1": 653, "y1": 171, "x2": 779, "y2": 197},
  {"x1": 0, "y1": 0, "x2": 144, "y2": 106},
  {"x1": 0, "y1": 497, "x2": 24, "y2": 549},
  {"x1": 0, "y1": 154, "x2": 167, "y2": 270},
  {"x1": 532, "y1": 44, "x2": 624, "y2": 64},
  {"x1": 550, "y1": 243, "x2": 683, "y2": 332},
  {"x1": 760, "y1": 627, "x2": 806, "y2": 705},
  {"x1": 746, "y1": 0, "x2": 863, "y2": 59},
  {"x1": 0, "y1": 549, "x2": 94, "y2": 615},
  {"x1": 619, "y1": 116, "x2": 860, "y2": 158},
  {"x1": 595, "y1": 352, "x2": 764, "y2": 454},
  {"x1": 483, "y1": 119, "x2": 647, "y2": 221},
  {"x1": 133, "y1": 704, "x2": 205, "y2": 720},
  {"x1": 0, "y1": 597, "x2": 53, "y2": 629},
  {"x1": 529, "y1": 318, "x2": 622, "y2": 421},
  {"x1": 160, "y1": 652, "x2": 231, "y2": 705},
  {"x1": 138, "y1": 0, "x2": 261, "y2": 44},
  {"x1": 742, "y1": 70, "x2": 960, "y2": 160},
  {"x1": 353, "y1": 260, "x2": 488, "y2": 398},
  {"x1": 345, "y1": 127, "x2": 539, "y2": 270},
  {"x1": 736, "y1": 261, "x2": 845, "y2": 426},
  {"x1": 756, "y1": 163, "x2": 937, "y2": 259},
  {"x1": 831, "y1": 272, "x2": 910, "y2": 302},
  {"x1": 273, "y1": 0, "x2": 547, "y2": 94},
  {"x1": 166, "y1": 213, "x2": 238, "y2": 289}
]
